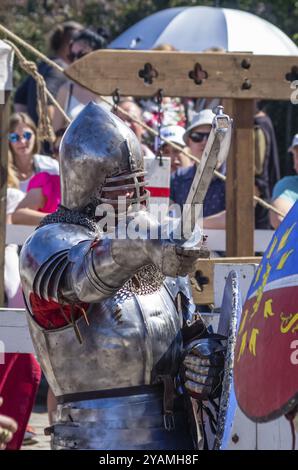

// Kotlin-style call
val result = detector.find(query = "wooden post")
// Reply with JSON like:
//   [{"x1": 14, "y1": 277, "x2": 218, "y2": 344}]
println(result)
[
  {"x1": 226, "y1": 99, "x2": 255, "y2": 257},
  {"x1": 0, "y1": 90, "x2": 10, "y2": 306}
]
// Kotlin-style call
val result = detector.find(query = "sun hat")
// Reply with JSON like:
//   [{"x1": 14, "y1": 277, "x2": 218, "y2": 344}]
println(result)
[
  {"x1": 160, "y1": 125, "x2": 185, "y2": 147},
  {"x1": 183, "y1": 109, "x2": 215, "y2": 144}
]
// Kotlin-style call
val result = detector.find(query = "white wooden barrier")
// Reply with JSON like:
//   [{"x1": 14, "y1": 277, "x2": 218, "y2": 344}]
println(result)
[
  {"x1": 5, "y1": 224, "x2": 34, "y2": 245},
  {"x1": 0, "y1": 308, "x2": 34, "y2": 354},
  {"x1": 6, "y1": 224, "x2": 274, "y2": 253}
]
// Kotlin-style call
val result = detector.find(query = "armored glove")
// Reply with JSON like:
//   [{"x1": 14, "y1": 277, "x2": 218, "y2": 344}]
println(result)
[
  {"x1": 111, "y1": 210, "x2": 209, "y2": 278},
  {"x1": 150, "y1": 241, "x2": 209, "y2": 278},
  {"x1": 181, "y1": 335, "x2": 226, "y2": 401}
]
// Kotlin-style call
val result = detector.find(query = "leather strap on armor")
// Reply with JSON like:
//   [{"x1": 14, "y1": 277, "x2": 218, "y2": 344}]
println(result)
[
  {"x1": 56, "y1": 384, "x2": 163, "y2": 405},
  {"x1": 156, "y1": 375, "x2": 176, "y2": 431},
  {"x1": 182, "y1": 313, "x2": 209, "y2": 345}
]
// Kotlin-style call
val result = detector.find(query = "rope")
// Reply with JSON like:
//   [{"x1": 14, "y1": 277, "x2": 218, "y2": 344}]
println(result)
[
  {"x1": 0, "y1": 23, "x2": 285, "y2": 218},
  {"x1": 4, "y1": 40, "x2": 56, "y2": 143},
  {"x1": 4, "y1": 39, "x2": 70, "y2": 135}
]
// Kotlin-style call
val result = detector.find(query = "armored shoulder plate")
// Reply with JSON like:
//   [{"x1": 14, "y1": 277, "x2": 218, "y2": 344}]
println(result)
[{"x1": 20, "y1": 223, "x2": 95, "y2": 306}]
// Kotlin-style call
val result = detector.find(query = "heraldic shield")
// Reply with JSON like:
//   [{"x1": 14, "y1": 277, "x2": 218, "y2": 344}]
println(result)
[
  {"x1": 195, "y1": 270, "x2": 242, "y2": 450},
  {"x1": 234, "y1": 202, "x2": 298, "y2": 423}
]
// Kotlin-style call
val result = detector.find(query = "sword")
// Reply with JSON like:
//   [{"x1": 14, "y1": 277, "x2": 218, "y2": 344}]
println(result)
[{"x1": 179, "y1": 105, "x2": 232, "y2": 244}]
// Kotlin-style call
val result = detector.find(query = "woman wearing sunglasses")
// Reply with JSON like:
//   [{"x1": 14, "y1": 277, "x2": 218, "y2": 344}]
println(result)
[
  {"x1": 53, "y1": 28, "x2": 107, "y2": 132},
  {"x1": 0, "y1": 138, "x2": 43, "y2": 450},
  {"x1": 170, "y1": 108, "x2": 226, "y2": 229},
  {"x1": 8, "y1": 113, "x2": 59, "y2": 193},
  {"x1": 11, "y1": 129, "x2": 65, "y2": 227},
  {"x1": 2, "y1": 112, "x2": 58, "y2": 447}
]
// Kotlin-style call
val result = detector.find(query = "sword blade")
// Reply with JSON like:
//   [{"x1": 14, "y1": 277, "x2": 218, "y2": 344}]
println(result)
[{"x1": 182, "y1": 107, "x2": 232, "y2": 240}]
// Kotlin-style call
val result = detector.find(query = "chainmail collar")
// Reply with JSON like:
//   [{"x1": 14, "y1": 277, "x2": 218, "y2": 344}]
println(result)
[
  {"x1": 117, "y1": 264, "x2": 165, "y2": 299},
  {"x1": 38, "y1": 205, "x2": 98, "y2": 232}
]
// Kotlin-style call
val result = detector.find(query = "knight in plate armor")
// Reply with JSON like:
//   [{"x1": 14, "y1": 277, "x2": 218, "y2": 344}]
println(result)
[{"x1": 20, "y1": 102, "x2": 225, "y2": 450}]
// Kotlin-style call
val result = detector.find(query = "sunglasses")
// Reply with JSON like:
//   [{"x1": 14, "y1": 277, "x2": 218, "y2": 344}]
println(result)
[
  {"x1": 8, "y1": 131, "x2": 33, "y2": 143},
  {"x1": 189, "y1": 131, "x2": 210, "y2": 143},
  {"x1": 68, "y1": 50, "x2": 88, "y2": 62}
]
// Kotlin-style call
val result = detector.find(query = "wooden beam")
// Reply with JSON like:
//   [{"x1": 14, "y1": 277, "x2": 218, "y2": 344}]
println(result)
[
  {"x1": 190, "y1": 257, "x2": 261, "y2": 305},
  {"x1": 0, "y1": 91, "x2": 10, "y2": 307},
  {"x1": 226, "y1": 99, "x2": 255, "y2": 257},
  {"x1": 65, "y1": 50, "x2": 298, "y2": 100}
]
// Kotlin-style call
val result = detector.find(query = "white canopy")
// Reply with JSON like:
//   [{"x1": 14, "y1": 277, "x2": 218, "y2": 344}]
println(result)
[{"x1": 109, "y1": 6, "x2": 298, "y2": 56}]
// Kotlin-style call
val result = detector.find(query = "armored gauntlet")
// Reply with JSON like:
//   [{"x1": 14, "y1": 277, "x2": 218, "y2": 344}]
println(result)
[{"x1": 182, "y1": 335, "x2": 226, "y2": 401}]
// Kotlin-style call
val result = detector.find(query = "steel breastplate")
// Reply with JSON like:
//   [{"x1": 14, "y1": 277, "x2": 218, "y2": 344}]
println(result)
[{"x1": 26, "y1": 284, "x2": 183, "y2": 397}]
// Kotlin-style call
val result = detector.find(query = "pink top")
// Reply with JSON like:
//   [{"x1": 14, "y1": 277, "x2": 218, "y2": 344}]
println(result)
[{"x1": 27, "y1": 172, "x2": 60, "y2": 213}]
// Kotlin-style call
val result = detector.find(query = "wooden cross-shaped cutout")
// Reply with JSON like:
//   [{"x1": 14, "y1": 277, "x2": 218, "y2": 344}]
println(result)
[
  {"x1": 189, "y1": 63, "x2": 208, "y2": 85},
  {"x1": 138, "y1": 63, "x2": 158, "y2": 85},
  {"x1": 285, "y1": 65, "x2": 298, "y2": 82}
]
